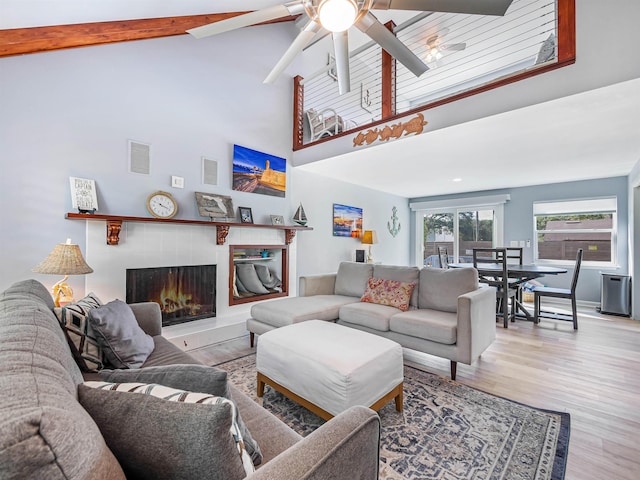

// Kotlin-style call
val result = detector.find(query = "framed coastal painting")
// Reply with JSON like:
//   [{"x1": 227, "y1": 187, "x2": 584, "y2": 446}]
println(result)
[
  {"x1": 232, "y1": 144, "x2": 286, "y2": 198},
  {"x1": 333, "y1": 203, "x2": 363, "y2": 237}
]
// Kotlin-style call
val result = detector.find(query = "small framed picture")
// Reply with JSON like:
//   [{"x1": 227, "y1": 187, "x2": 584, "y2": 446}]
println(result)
[
  {"x1": 194, "y1": 192, "x2": 234, "y2": 220},
  {"x1": 270, "y1": 214, "x2": 285, "y2": 226},
  {"x1": 239, "y1": 207, "x2": 254, "y2": 224},
  {"x1": 69, "y1": 177, "x2": 98, "y2": 213}
]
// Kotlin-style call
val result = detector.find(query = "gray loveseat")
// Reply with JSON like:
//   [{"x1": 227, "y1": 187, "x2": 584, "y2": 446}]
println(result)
[
  {"x1": 0, "y1": 279, "x2": 380, "y2": 479},
  {"x1": 248, "y1": 262, "x2": 496, "y2": 380}
]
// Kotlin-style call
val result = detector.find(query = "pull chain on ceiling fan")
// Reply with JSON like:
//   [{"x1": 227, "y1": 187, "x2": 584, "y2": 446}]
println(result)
[{"x1": 187, "y1": 0, "x2": 514, "y2": 95}]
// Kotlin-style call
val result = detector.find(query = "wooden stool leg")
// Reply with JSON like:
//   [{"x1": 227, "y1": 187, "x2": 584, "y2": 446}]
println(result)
[
  {"x1": 257, "y1": 372, "x2": 266, "y2": 397},
  {"x1": 395, "y1": 386, "x2": 404, "y2": 412}
]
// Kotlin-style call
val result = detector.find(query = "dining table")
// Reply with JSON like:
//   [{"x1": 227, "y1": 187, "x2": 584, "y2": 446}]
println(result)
[{"x1": 448, "y1": 262, "x2": 568, "y2": 322}]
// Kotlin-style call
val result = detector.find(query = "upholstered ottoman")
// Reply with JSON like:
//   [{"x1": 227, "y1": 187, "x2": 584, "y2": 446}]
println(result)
[{"x1": 256, "y1": 320, "x2": 404, "y2": 420}]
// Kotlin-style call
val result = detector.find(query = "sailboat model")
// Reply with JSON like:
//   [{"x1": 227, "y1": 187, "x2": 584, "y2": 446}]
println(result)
[{"x1": 293, "y1": 204, "x2": 307, "y2": 226}]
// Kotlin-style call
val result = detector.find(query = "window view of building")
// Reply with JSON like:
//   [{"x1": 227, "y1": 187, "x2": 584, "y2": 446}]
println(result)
[{"x1": 533, "y1": 199, "x2": 617, "y2": 264}]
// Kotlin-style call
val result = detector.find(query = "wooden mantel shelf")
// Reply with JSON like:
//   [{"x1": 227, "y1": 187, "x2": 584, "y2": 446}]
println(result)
[{"x1": 65, "y1": 212, "x2": 313, "y2": 245}]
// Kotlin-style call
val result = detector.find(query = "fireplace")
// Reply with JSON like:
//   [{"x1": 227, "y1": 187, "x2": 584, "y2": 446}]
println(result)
[{"x1": 126, "y1": 265, "x2": 216, "y2": 327}]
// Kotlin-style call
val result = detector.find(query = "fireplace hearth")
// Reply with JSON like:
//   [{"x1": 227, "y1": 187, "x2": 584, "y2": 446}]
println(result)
[{"x1": 126, "y1": 265, "x2": 216, "y2": 327}]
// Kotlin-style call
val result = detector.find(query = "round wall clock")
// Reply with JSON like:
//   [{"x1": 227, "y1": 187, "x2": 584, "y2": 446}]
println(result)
[{"x1": 146, "y1": 191, "x2": 178, "y2": 219}]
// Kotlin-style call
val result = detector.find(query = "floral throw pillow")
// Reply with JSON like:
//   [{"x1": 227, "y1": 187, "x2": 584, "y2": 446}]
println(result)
[{"x1": 360, "y1": 277, "x2": 416, "y2": 312}]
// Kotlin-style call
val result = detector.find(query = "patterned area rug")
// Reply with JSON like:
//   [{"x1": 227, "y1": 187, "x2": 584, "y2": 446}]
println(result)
[{"x1": 217, "y1": 355, "x2": 569, "y2": 480}]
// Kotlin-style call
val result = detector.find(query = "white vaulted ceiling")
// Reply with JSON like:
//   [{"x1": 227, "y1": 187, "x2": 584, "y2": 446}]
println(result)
[{"x1": 3, "y1": 1, "x2": 640, "y2": 198}]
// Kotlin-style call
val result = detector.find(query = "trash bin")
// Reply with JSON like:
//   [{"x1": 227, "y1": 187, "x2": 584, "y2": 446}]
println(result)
[{"x1": 600, "y1": 274, "x2": 631, "y2": 316}]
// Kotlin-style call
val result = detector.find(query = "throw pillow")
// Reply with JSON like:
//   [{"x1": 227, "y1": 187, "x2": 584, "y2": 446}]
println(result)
[
  {"x1": 88, "y1": 299, "x2": 154, "y2": 369},
  {"x1": 78, "y1": 382, "x2": 251, "y2": 480},
  {"x1": 360, "y1": 277, "x2": 416, "y2": 312},
  {"x1": 236, "y1": 263, "x2": 270, "y2": 294},
  {"x1": 254, "y1": 263, "x2": 282, "y2": 289},
  {"x1": 335, "y1": 262, "x2": 374, "y2": 297},
  {"x1": 97, "y1": 364, "x2": 263, "y2": 466},
  {"x1": 54, "y1": 293, "x2": 104, "y2": 372},
  {"x1": 418, "y1": 267, "x2": 479, "y2": 312}
]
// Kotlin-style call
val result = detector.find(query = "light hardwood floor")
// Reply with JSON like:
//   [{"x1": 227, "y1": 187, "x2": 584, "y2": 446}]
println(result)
[{"x1": 189, "y1": 306, "x2": 640, "y2": 480}]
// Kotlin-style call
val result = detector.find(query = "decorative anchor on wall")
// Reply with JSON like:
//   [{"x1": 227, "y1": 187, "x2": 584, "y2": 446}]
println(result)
[{"x1": 387, "y1": 206, "x2": 401, "y2": 237}]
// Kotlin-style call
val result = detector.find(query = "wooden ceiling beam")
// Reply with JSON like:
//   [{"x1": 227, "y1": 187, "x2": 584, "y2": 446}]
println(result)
[{"x1": 0, "y1": 13, "x2": 297, "y2": 58}]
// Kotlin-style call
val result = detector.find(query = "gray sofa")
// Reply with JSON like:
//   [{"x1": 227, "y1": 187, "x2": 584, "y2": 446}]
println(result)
[
  {"x1": 248, "y1": 262, "x2": 496, "y2": 380},
  {"x1": 0, "y1": 279, "x2": 380, "y2": 479}
]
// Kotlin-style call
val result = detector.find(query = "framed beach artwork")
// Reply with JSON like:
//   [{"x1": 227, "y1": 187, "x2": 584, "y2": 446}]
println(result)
[
  {"x1": 232, "y1": 144, "x2": 286, "y2": 198},
  {"x1": 333, "y1": 203, "x2": 363, "y2": 237}
]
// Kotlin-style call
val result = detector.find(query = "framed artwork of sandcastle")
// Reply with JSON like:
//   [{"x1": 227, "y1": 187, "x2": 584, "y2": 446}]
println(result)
[{"x1": 232, "y1": 144, "x2": 286, "y2": 198}]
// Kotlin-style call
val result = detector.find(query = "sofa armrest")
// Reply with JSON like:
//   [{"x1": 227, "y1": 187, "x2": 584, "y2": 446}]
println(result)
[
  {"x1": 247, "y1": 405, "x2": 380, "y2": 480},
  {"x1": 129, "y1": 302, "x2": 162, "y2": 336},
  {"x1": 299, "y1": 273, "x2": 337, "y2": 297},
  {"x1": 455, "y1": 287, "x2": 497, "y2": 364}
]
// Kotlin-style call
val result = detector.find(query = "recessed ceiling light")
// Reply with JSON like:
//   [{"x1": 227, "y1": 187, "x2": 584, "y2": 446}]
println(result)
[{"x1": 452, "y1": 178, "x2": 462, "y2": 182}]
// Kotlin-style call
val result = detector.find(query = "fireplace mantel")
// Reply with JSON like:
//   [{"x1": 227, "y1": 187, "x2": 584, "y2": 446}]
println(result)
[{"x1": 65, "y1": 212, "x2": 312, "y2": 245}]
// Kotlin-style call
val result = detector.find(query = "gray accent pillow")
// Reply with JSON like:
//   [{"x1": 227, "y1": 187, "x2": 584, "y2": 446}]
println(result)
[
  {"x1": 98, "y1": 364, "x2": 263, "y2": 465},
  {"x1": 78, "y1": 384, "x2": 247, "y2": 480},
  {"x1": 254, "y1": 263, "x2": 282, "y2": 289},
  {"x1": 236, "y1": 263, "x2": 270, "y2": 294},
  {"x1": 88, "y1": 299, "x2": 154, "y2": 369},
  {"x1": 234, "y1": 266, "x2": 250, "y2": 293},
  {"x1": 419, "y1": 267, "x2": 479, "y2": 312},
  {"x1": 334, "y1": 262, "x2": 374, "y2": 297}
]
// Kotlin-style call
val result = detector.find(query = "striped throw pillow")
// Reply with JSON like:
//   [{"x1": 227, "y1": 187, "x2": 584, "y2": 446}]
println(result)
[{"x1": 83, "y1": 381, "x2": 255, "y2": 475}]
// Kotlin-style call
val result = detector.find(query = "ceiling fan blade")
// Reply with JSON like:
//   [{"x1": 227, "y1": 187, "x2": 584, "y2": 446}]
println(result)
[
  {"x1": 187, "y1": 2, "x2": 304, "y2": 39},
  {"x1": 371, "y1": 0, "x2": 514, "y2": 16},
  {"x1": 441, "y1": 43, "x2": 467, "y2": 51},
  {"x1": 332, "y1": 31, "x2": 351, "y2": 95},
  {"x1": 356, "y1": 12, "x2": 428, "y2": 78},
  {"x1": 264, "y1": 20, "x2": 322, "y2": 84}
]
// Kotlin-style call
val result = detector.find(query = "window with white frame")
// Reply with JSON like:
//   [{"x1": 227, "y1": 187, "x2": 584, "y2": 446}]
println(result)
[
  {"x1": 533, "y1": 197, "x2": 617, "y2": 265},
  {"x1": 410, "y1": 195, "x2": 508, "y2": 267}
]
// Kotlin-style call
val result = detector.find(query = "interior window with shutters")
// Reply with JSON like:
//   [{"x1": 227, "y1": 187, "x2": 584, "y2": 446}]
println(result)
[{"x1": 533, "y1": 198, "x2": 617, "y2": 265}]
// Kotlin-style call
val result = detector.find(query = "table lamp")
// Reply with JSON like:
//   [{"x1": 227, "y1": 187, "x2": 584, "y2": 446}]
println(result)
[
  {"x1": 361, "y1": 230, "x2": 378, "y2": 263},
  {"x1": 32, "y1": 239, "x2": 93, "y2": 307}
]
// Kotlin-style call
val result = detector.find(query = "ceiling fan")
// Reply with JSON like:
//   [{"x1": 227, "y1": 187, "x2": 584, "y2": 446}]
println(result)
[
  {"x1": 425, "y1": 31, "x2": 466, "y2": 64},
  {"x1": 187, "y1": 0, "x2": 513, "y2": 94}
]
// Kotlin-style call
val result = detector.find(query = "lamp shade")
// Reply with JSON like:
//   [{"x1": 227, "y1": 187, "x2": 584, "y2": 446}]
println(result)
[
  {"x1": 32, "y1": 241, "x2": 93, "y2": 275},
  {"x1": 361, "y1": 230, "x2": 378, "y2": 245}
]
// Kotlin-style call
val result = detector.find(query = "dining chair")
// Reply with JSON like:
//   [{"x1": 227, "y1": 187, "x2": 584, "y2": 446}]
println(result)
[
  {"x1": 504, "y1": 247, "x2": 524, "y2": 303},
  {"x1": 533, "y1": 248, "x2": 583, "y2": 329},
  {"x1": 473, "y1": 248, "x2": 516, "y2": 328},
  {"x1": 505, "y1": 247, "x2": 523, "y2": 264},
  {"x1": 437, "y1": 246, "x2": 449, "y2": 269}
]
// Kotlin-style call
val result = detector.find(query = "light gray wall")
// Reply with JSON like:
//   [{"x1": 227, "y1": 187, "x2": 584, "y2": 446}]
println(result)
[
  {"x1": 291, "y1": 169, "x2": 410, "y2": 277},
  {"x1": 0, "y1": 24, "x2": 407, "y2": 295},
  {"x1": 628, "y1": 160, "x2": 640, "y2": 319},
  {"x1": 409, "y1": 177, "x2": 629, "y2": 304}
]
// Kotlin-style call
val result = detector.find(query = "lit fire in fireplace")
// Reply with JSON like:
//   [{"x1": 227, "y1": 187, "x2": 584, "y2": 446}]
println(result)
[
  {"x1": 126, "y1": 264, "x2": 215, "y2": 327},
  {"x1": 157, "y1": 283, "x2": 202, "y2": 317}
]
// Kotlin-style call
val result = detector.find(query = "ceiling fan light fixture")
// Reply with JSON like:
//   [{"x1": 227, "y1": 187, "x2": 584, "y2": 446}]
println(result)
[
  {"x1": 425, "y1": 45, "x2": 444, "y2": 63},
  {"x1": 318, "y1": 0, "x2": 358, "y2": 32}
]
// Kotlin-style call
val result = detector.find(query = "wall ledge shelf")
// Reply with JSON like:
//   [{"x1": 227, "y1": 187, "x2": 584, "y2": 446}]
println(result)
[{"x1": 65, "y1": 212, "x2": 313, "y2": 245}]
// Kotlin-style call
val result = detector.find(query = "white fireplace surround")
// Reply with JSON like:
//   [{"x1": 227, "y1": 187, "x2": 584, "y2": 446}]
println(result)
[{"x1": 83, "y1": 220, "x2": 298, "y2": 350}]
